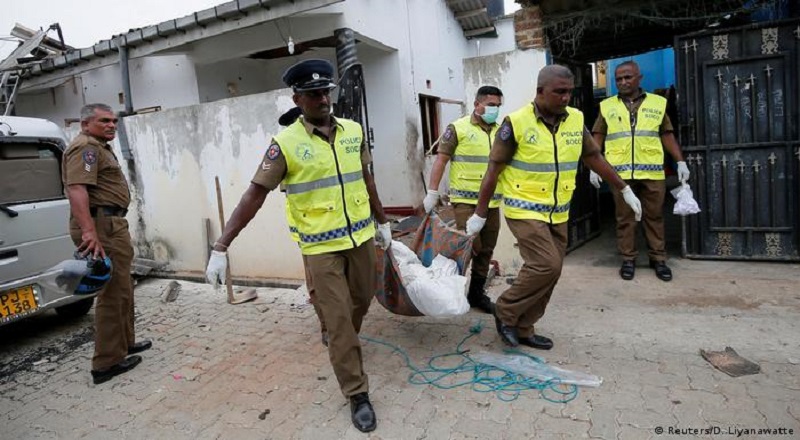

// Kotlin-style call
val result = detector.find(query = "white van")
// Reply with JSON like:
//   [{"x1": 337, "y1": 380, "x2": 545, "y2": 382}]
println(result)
[{"x1": 0, "y1": 116, "x2": 97, "y2": 326}]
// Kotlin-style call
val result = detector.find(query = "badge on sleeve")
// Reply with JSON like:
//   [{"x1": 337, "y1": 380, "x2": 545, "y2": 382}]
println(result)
[
  {"x1": 83, "y1": 150, "x2": 97, "y2": 172},
  {"x1": 499, "y1": 123, "x2": 513, "y2": 141},
  {"x1": 266, "y1": 143, "x2": 281, "y2": 161},
  {"x1": 442, "y1": 126, "x2": 455, "y2": 141}
]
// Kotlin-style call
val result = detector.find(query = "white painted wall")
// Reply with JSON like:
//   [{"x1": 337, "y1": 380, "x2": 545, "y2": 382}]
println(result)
[
  {"x1": 119, "y1": 89, "x2": 304, "y2": 280},
  {"x1": 195, "y1": 49, "x2": 337, "y2": 103},
  {"x1": 316, "y1": 0, "x2": 475, "y2": 207},
  {"x1": 15, "y1": 76, "x2": 85, "y2": 127},
  {"x1": 16, "y1": 55, "x2": 200, "y2": 127}
]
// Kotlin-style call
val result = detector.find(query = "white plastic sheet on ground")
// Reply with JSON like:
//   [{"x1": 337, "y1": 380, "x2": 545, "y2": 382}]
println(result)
[
  {"x1": 391, "y1": 240, "x2": 469, "y2": 317},
  {"x1": 671, "y1": 183, "x2": 701, "y2": 216},
  {"x1": 471, "y1": 351, "x2": 603, "y2": 387}
]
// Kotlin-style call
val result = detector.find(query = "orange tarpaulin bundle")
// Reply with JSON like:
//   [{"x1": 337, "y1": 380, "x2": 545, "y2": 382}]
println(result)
[{"x1": 374, "y1": 213, "x2": 474, "y2": 316}]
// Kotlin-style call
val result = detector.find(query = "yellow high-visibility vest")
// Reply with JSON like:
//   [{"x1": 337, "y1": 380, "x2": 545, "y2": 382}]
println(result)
[
  {"x1": 600, "y1": 93, "x2": 667, "y2": 180},
  {"x1": 448, "y1": 116, "x2": 502, "y2": 207},
  {"x1": 275, "y1": 118, "x2": 373, "y2": 255},
  {"x1": 500, "y1": 105, "x2": 584, "y2": 224}
]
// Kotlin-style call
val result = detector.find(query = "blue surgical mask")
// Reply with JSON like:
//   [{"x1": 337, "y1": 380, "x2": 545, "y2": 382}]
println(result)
[{"x1": 480, "y1": 105, "x2": 499, "y2": 124}]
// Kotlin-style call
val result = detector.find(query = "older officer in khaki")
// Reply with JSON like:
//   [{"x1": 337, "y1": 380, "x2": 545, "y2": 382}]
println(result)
[
  {"x1": 590, "y1": 61, "x2": 689, "y2": 282},
  {"x1": 468, "y1": 65, "x2": 642, "y2": 349},
  {"x1": 205, "y1": 59, "x2": 390, "y2": 433},
  {"x1": 63, "y1": 103, "x2": 152, "y2": 384},
  {"x1": 423, "y1": 85, "x2": 504, "y2": 314}
]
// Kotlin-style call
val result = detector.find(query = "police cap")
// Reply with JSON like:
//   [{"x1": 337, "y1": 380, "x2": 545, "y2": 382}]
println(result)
[{"x1": 282, "y1": 59, "x2": 337, "y2": 92}]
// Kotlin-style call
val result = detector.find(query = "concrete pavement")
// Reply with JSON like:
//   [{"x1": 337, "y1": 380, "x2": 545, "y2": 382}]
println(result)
[{"x1": 1, "y1": 231, "x2": 799, "y2": 439}]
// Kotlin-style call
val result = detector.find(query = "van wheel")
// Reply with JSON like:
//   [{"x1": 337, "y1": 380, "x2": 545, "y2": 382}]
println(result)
[{"x1": 55, "y1": 298, "x2": 94, "y2": 318}]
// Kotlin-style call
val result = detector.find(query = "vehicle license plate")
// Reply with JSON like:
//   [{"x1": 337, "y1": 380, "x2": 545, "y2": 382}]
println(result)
[{"x1": 0, "y1": 285, "x2": 39, "y2": 321}]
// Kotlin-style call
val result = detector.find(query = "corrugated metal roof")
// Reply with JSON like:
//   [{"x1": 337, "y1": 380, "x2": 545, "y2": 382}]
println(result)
[{"x1": 446, "y1": 0, "x2": 497, "y2": 37}]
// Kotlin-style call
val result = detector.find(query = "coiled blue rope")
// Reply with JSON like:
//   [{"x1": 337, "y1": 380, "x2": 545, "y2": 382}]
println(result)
[{"x1": 360, "y1": 320, "x2": 578, "y2": 403}]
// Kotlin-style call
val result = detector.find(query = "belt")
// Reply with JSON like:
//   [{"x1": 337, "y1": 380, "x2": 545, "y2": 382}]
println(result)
[{"x1": 90, "y1": 206, "x2": 128, "y2": 217}]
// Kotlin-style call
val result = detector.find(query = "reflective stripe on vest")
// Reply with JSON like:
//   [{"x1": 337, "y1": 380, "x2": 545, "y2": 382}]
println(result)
[
  {"x1": 276, "y1": 117, "x2": 373, "y2": 255},
  {"x1": 500, "y1": 105, "x2": 584, "y2": 224},
  {"x1": 447, "y1": 116, "x2": 502, "y2": 207},
  {"x1": 600, "y1": 94, "x2": 667, "y2": 180}
]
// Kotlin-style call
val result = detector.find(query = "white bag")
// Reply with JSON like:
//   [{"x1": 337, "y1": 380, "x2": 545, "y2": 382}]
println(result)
[
  {"x1": 391, "y1": 241, "x2": 470, "y2": 317},
  {"x1": 671, "y1": 183, "x2": 701, "y2": 216}
]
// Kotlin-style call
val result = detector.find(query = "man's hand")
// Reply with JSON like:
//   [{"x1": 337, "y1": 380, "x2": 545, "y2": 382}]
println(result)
[
  {"x1": 589, "y1": 171, "x2": 603, "y2": 189},
  {"x1": 78, "y1": 230, "x2": 106, "y2": 259},
  {"x1": 676, "y1": 161, "x2": 690, "y2": 183},
  {"x1": 620, "y1": 185, "x2": 642, "y2": 221},
  {"x1": 206, "y1": 250, "x2": 228, "y2": 287},
  {"x1": 375, "y1": 222, "x2": 392, "y2": 250},
  {"x1": 423, "y1": 189, "x2": 440, "y2": 213},
  {"x1": 466, "y1": 214, "x2": 486, "y2": 236}
]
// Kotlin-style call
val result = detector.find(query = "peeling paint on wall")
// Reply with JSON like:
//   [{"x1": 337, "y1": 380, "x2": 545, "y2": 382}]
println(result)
[
  {"x1": 404, "y1": 118, "x2": 424, "y2": 201},
  {"x1": 117, "y1": 89, "x2": 304, "y2": 280},
  {"x1": 464, "y1": 51, "x2": 512, "y2": 88}
]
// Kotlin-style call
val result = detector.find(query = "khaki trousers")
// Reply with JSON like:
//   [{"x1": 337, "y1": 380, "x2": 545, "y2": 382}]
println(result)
[
  {"x1": 305, "y1": 239, "x2": 376, "y2": 397},
  {"x1": 611, "y1": 179, "x2": 666, "y2": 262},
  {"x1": 70, "y1": 215, "x2": 135, "y2": 370},
  {"x1": 496, "y1": 218, "x2": 567, "y2": 338},
  {"x1": 452, "y1": 204, "x2": 501, "y2": 278},
  {"x1": 302, "y1": 255, "x2": 326, "y2": 333}
]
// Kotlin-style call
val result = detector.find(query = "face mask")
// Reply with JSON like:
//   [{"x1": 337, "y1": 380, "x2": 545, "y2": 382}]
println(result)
[{"x1": 480, "y1": 105, "x2": 499, "y2": 124}]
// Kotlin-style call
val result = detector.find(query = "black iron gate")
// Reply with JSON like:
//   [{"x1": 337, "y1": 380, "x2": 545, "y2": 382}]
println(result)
[
  {"x1": 676, "y1": 19, "x2": 800, "y2": 260},
  {"x1": 563, "y1": 61, "x2": 602, "y2": 252}
]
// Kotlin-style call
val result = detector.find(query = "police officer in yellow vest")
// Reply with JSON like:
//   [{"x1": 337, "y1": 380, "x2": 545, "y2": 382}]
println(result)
[
  {"x1": 423, "y1": 86, "x2": 504, "y2": 314},
  {"x1": 590, "y1": 61, "x2": 689, "y2": 282},
  {"x1": 279, "y1": 106, "x2": 327, "y2": 347},
  {"x1": 468, "y1": 65, "x2": 643, "y2": 349},
  {"x1": 204, "y1": 59, "x2": 390, "y2": 433}
]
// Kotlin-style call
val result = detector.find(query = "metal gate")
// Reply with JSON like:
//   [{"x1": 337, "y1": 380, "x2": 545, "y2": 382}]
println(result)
[
  {"x1": 565, "y1": 61, "x2": 602, "y2": 252},
  {"x1": 676, "y1": 19, "x2": 800, "y2": 260}
]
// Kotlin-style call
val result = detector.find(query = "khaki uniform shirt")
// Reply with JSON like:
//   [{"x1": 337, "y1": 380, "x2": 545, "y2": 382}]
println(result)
[
  {"x1": 591, "y1": 90, "x2": 674, "y2": 135},
  {"x1": 62, "y1": 133, "x2": 130, "y2": 208},
  {"x1": 491, "y1": 102, "x2": 603, "y2": 165},
  {"x1": 251, "y1": 116, "x2": 372, "y2": 191}
]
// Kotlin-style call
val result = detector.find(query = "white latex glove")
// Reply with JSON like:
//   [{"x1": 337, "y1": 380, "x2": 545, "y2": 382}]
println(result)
[
  {"x1": 677, "y1": 161, "x2": 690, "y2": 183},
  {"x1": 466, "y1": 214, "x2": 487, "y2": 236},
  {"x1": 376, "y1": 222, "x2": 392, "y2": 250},
  {"x1": 423, "y1": 189, "x2": 440, "y2": 213},
  {"x1": 206, "y1": 250, "x2": 228, "y2": 287},
  {"x1": 589, "y1": 170, "x2": 603, "y2": 189},
  {"x1": 620, "y1": 185, "x2": 643, "y2": 222}
]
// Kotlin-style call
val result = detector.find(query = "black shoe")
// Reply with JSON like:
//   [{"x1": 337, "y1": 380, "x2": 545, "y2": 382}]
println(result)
[
  {"x1": 91, "y1": 355, "x2": 142, "y2": 385},
  {"x1": 468, "y1": 294, "x2": 495, "y2": 314},
  {"x1": 349, "y1": 392, "x2": 376, "y2": 432},
  {"x1": 127, "y1": 340, "x2": 152, "y2": 355},
  {"x1": 493, "y1": 313, "x2": 519, "y2": 347},
  {"x1": 519, "y1": 334, "x2": 553, "y2": 350},
  {"x1": 649, "y1": 260, "x2": 673, "y2": 282},
  {"x1": 619, "y1": 260, "x2": 635, "y2": 280},
  {"x1": 321, "y1": 331, "x2": 329, "y2": 347}
]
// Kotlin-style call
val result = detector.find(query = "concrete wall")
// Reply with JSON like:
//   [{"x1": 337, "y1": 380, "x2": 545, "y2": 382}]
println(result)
[
  {"x1": 15, "y1": 77, "x2": 85, "y2": 127},
  {"x1": 196, "y1": 48, "x2": 337, "y2": 103},
  {"x1": 16, "y1": 55, "x2": 200, "y2": 127},
  {"x1": 119, "y1": 89, "x2": 303, "y2": 280}
]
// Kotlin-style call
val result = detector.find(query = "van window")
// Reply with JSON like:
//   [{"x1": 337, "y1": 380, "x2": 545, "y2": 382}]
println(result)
[{"x1": 0, "y1": 141, "x2": 64, "y2": 205}]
